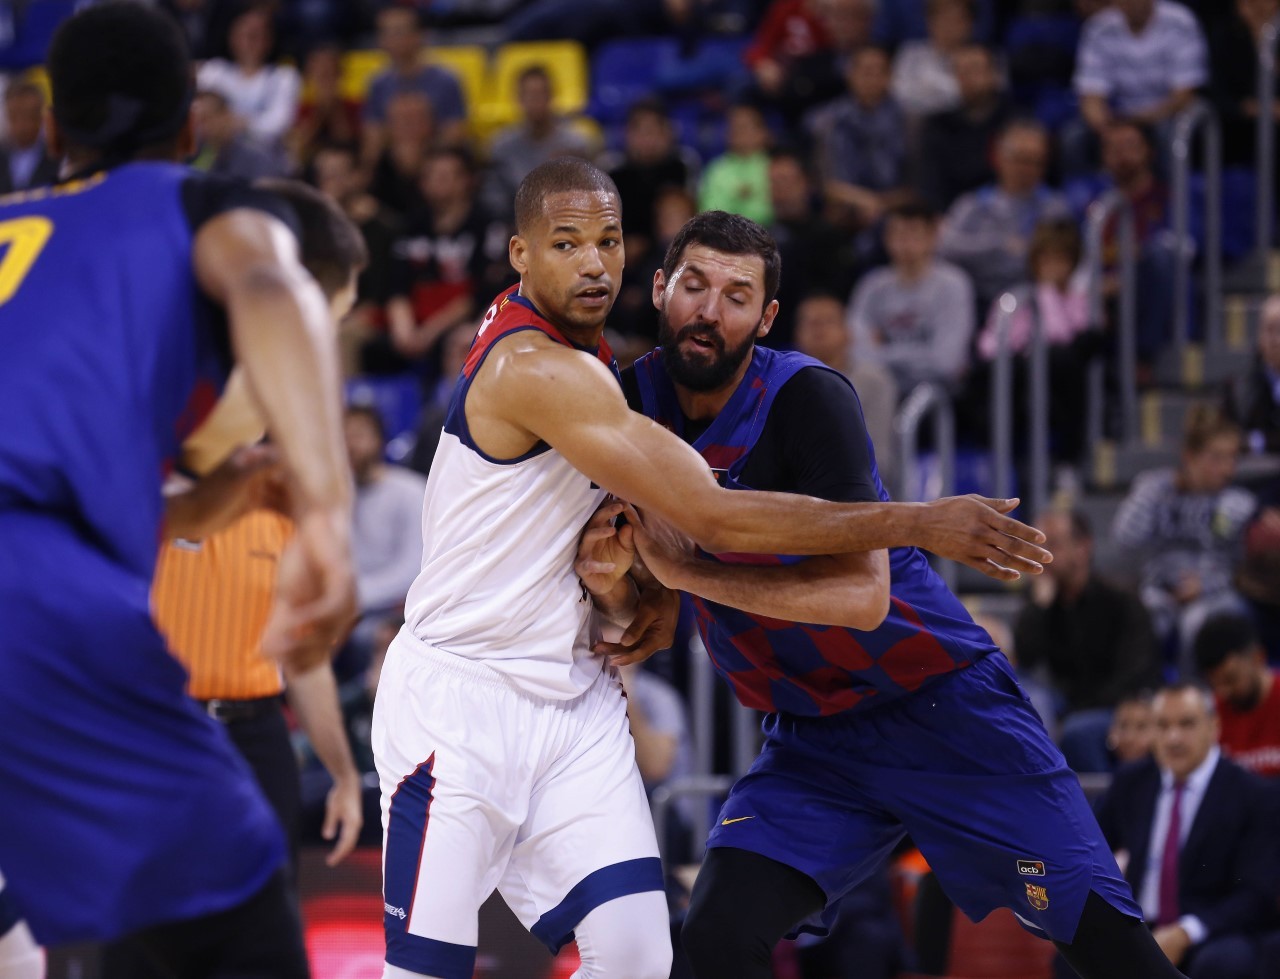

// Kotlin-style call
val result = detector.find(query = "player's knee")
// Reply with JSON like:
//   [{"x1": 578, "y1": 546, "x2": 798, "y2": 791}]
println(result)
[{"x1": 574, "y1": 892, "x2": 672, "y2": 979}]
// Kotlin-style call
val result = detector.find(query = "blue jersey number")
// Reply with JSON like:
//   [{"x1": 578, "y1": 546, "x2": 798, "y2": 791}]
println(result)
[{"x1": 0, "y1": 216, "x2": 53, "y2": 306}]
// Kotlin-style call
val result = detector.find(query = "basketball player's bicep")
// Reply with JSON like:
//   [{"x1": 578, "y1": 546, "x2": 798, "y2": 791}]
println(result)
[{"x1": 514, "y1": 353, "x2": 723, "y2": 528}]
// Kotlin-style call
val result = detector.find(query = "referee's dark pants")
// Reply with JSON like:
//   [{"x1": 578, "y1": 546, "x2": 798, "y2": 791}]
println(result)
[{"x1": 99, "y1": 697, "x2": 308, "y2": 979}]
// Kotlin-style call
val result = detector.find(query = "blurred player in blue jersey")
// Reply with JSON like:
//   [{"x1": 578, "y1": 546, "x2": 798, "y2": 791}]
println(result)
[
  {"x1": 0, "y1": 5, "x2": 356, "y2": 976},
  {"x1": 589, "y1": 211, "x2": 1187, "y2": 979}
]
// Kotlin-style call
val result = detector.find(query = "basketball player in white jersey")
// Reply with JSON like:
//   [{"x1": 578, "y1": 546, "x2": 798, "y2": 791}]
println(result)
[{"x1": 373, "y1": 159, "x2": 1053, "y2": 979}]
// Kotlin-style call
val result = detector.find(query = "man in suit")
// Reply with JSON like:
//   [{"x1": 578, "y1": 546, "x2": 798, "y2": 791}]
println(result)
[
  {"x1": 1094, "y1": 683, "x2": 1280, "y2": 978},
  {"x1": 0, "y1": 81, "x2": 59, "y2": 194}
]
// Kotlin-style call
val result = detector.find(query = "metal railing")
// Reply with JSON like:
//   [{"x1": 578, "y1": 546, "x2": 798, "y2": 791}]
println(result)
[
  {"x1": 1257, "y1": 16, "x2": 1279, "y2": 261},
  {"x1": 893, "y1": 381, "x2": 956, "y2": 592},
  {"x1": 651, "y1": 775, "x2": 733, "y2": 872},
  {"x1": 1171, "y1": 99, "x2": 1222, "y2": 353},
  {"x1": 1084, "y1": 190, "x2": 1139, "y2": 446},
  {"x1": 988, "y1": 291, "x2": 1051, "y2": 523}
]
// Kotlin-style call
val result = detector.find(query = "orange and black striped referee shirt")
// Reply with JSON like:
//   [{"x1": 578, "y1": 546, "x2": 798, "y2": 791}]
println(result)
[{"x1": 152, "y1": 509, "x2": 293, "y2": 701}]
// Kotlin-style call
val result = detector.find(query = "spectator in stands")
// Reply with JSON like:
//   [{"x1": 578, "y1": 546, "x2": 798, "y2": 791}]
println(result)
[
  {"x1": 1108, "y1": 689, "x2": 1157, "y2": 765},
  {"x1": 1209, "y1": 0, "x2": 1280, "y2": 171},
  {"x1": 602, "y1": 98, "x2": 699, "y2": 267},
  {"x1": 343, "y1": 403, "x2": 428, "y2": 672},
  {"x1": 916, "y1": 43, "x2": 1012, "y2": 211},
  {"x1": 1067, "y1": 118, "x2": 1176, "y2": 371},
  {"x1": 938, "y1": 118, "x2": 1071, "y2": 312},
  {"x1": 288, "y1": 41, "x2": 361, "y2": 170},
  {"x1": 1014, "y1": 508, "x2": 1161, "y2": 772},
  {"x1": 698, "y1": 101, "x2": 775, "y2": 225},
  {"x1": 794, "y1": 290, "x2": 899, "y2": 487},
  {"x1": 1065, "y1": 0, "x2": 1208, "y2": 176},
  {"x1": 0, "y1": 81, "x2": 56, "y2": 194},
  {"x1": 890, "y1": 0, "x2": 973, "y2": 121},
  {"x1": 386, "y1": 147, "x2": 511, "y2": 366},
  {"x1": 190, "y1": 87, "x2": 289, "y2": 180},
  {"x1": 1094, "y1": 683, "x2": 1280, "y2": 978},
  {"x1": 408, "y1": 321, "x2": 475, "y2": 478},
  {"x1": 780, "y1": 0, "x2": 877, "y2": 119},
  {"x1": 196, "y1": 3, "x2": 300, "y2": 149},
  {"x1": 619, "y1": 664, "x2": 693, "y2": 837},
  {"x1": 360, "y1": 4, "x2": 466, "y2": 168},
  {"x1": 975, "y1": 218, "x2": 1094, "y2": 463},
  {"x1": 850, "y1": 201, "x2": 975, "y2": 394},
  {"x1": 766, "y1": 146, "x2": 857, "y2": 350},
  {"x1": 1112, "y1": 404, "x2": 1257, "y2": 673},
  {"x1": 312, "y1": 143, "x2": 403, "y2": 377},
  {"x1": 742, "y1": 0, "x2": 834, "y2": 124},
  {"x1": 1224, "y1": 294, "x2": 1280, "y2": 458},
  {"x1": 1195, "y1": 613, "x2": 1280, "y2": 779},
  {"x1": 483, "y1": 65, "x2": 597, "y2": 220},
  {"x1": 367, "y1": 90, "x2": 435, "y2": 216},
  {"x1": 812, "y1": 45, "x2": 910, "y2": 242}
]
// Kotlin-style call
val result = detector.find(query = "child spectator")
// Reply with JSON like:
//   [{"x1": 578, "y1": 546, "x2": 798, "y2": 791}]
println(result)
[{"x1": 698, "y1": 102, "x2": 775, "y2": 226}]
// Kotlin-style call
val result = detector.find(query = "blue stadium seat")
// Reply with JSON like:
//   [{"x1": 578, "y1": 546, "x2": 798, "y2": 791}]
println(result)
[{"x1": 588, "y1": 36, "x2": 681, "y2": 127}]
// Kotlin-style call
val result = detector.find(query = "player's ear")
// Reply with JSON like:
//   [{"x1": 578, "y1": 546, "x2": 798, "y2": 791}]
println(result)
[
  {"x1": 651, "y1": 268, "x2": 667, "y2": 311},
  {"x1": 756, "y1": 299, "x2": 779, "y2": 339},
  {"x1": 509, "y1": 234, "x2": 528, "y2": 276}
]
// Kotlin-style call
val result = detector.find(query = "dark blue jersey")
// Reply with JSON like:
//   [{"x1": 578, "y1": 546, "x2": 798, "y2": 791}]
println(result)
[
  {"x1": 0, "y1": 162, "x2": 289, "y2": 579},
  {"x1": 630, "y1": 346, "x2": 999, "y2": 717}
]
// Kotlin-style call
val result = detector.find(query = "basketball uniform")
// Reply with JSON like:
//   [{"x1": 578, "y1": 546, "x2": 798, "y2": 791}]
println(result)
[
  {"x1": 0, "y1": 164, "x2": 295, "y2": 945},
  {"x1": 628, "y1": 345, "x2": 1141, "y2": 943},
  {"x1": 373, "y1": 287, "x2": 663, "y2": 979}
]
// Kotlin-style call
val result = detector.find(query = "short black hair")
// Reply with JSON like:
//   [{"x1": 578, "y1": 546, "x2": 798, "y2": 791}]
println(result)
[
  {"x1": 625, "y1": 96, "x2": 669, "y2": 126},
  {"x1": 885, "y1": 200, "x2": 939, "y2": 224},
  {"x1": 48, "y1": 2, "x2": 192, "y2": 160},
  {"x1": 663, "y1": 210, "x2": 782, "y2": 306},
  {"x1": 255, "y1": 178, "x2": 368, "y2": 297},
  {"x1": 345, "y1": 402, "x2": 386, "y2": 443},
  {"x1": 514, "y1": 158, "x2": 620, "y2": 237},
  {"x1": 1194, "y1": 613, "x2": 1261, "y2": 675}
]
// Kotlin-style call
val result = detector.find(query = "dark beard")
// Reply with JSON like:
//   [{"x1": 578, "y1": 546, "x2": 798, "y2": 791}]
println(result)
[
  {"x1": 1229, "y1": 682, "x2": 1265, "y2": 713},
  {"x1": 657, "y1": 308, "x2": 757, "y2": 393}
]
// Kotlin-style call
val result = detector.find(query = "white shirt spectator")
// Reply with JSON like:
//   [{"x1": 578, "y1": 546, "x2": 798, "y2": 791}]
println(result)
[
  {"x1": 849, "y1": 259, "x2": 975, "y2": 392},
  {"x1": 353, "y1": 464, "x2": 428, "y2": 613},
  {"x1": 1073, "y1": 2, "x2": 1208, "y2": 116},
  {"x1": 891, "y1": 41, "x2": 961, "y2": 118},
  {"x1": 197, "y1": 59, "x2": 301, "y2": 145}
]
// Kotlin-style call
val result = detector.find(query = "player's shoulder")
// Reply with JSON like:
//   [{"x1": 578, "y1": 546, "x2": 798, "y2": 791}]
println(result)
[{"x1": 777, "y1": 362, "x2": 856, "y2": 408}]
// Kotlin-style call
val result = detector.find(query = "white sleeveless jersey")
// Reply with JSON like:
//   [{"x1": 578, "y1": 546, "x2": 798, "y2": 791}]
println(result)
[{"x1": 402, "y1": 288, "x2": 616, "y2": 700}]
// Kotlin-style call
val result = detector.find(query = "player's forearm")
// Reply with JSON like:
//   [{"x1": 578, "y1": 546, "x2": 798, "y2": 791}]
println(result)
[
  {"x1": 663, "y1": 553, "x2": 889, "y2": 630},
  {"x1": 691, "y1": 491, "x2": 923, "y2": 557},
  {"x1": 284, "y1": 664, "x2": 361, "y2": 784},
  {"x1": 228, "y1": 271, "x2": 352, "y2": 514},
  {"x1": 592, "y1": 575, "x2": 640, "y2": 629}
]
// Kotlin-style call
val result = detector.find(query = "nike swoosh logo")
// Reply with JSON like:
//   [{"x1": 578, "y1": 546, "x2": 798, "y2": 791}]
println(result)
[{"x1": 720, "y1": 816, "x2": 755, "y2": 825}]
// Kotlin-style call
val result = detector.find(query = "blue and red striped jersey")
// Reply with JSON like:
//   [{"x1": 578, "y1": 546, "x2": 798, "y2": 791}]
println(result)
[{"x1": 631, "y1": 345, "x2": 998, "y2": 717}]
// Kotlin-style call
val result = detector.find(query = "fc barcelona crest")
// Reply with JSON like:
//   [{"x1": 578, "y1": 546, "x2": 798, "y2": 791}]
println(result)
[{"x1": 1025, "y1": 883, "x2": 1049, "y2": 911}]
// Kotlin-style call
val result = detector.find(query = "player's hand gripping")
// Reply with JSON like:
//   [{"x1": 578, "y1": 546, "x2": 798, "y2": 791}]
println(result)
[
  {"x1": 624, "y1": 504, "x2": 698, "y2": 591},
  {"x1": 918, "y1": 495, "x2": 1053, "y2": 581},
  {"x1": 593, "y1": 580, "x2": 681, "y2": 668},
  {"x1": 575, "y1": 499, "x2": 636, "y2": 598},
  {"x1": 261, "y1": 505, "x2": 358, "y2": 671}
]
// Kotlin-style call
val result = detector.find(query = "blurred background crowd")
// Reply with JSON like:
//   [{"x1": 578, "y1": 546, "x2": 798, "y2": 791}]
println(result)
[{"x1": 5, "y1": 0, "x2": 1280, "y2": 976}]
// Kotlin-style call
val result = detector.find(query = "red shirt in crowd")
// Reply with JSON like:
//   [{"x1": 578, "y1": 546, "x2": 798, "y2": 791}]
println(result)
[{"x1": 1218, "y1": 670, "x2": 1280, "y2": 778}]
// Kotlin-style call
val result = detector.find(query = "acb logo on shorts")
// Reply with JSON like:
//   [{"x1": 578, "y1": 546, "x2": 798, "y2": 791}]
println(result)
[
  {"x1": 1017, "y1": 859, "x2": 1046, "y2": 877},
  {"x1": 1025, "y1": 883, "x2": 1049, "y2": 911}
]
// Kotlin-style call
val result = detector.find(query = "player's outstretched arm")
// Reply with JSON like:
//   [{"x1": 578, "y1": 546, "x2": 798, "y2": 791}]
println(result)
[
  {"x1": 192, "y1": 209, "x2": 357, "y2": 663},
  {"x1": 628, "y1": 505, "x2": 890, "y2": 631},
  {"x1": 506, "y1": 347, "x2": 1051, "y2": 579}
]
